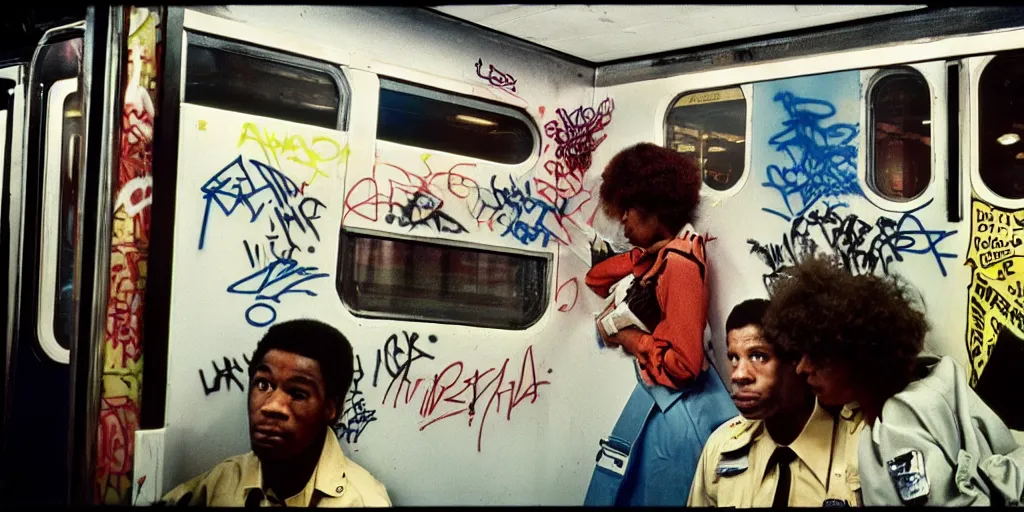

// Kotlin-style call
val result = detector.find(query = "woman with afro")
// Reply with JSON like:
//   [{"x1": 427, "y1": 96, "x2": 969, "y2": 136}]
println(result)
[
  {"x1": 763, "y1": 255, "x2": 1024, "y2": 506},
  {"x1": 583, "y1": 143, "x2": 736, "y2": 506}
]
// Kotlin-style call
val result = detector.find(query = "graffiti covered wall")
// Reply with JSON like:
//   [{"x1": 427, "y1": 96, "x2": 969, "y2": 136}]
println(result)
[
  {"x1": 746, "y1": 71, "x2": 958, "y2": 289},
  {"x1": 95, "y1": 6, "x2": 162, "y2": 505},
  {"x1": 965, "y1": 199, "x2": 1024, "y2": 429},
  {"x1": 342, "y1": 96, "x2": 614, "y2": 257}
]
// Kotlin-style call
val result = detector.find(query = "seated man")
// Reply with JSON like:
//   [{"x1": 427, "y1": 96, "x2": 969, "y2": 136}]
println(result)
[
  {"x1": 688, "y1": 299, "x2": 864, "y2": 507},
  {"x1": 161, "y1": 319, "x2": 392, "y2": 507}
]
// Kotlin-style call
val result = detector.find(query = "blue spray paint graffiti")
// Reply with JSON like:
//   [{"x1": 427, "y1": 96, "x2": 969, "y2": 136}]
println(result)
[
  {"x1": 227, "y1": 258, "x2": 329, "y2": 327},
  {"x1": 474, "y1": 175, "x2": 566, "y2": 247},
  {"x1": 762, "y1": 92, "x2": 862, "y2": 221},
  {"x1": 199, "y1": 155, "x2": 328, "y2": 327},
  {"x1": 749, "y1": 72, "x2": 957, "y2": 283},
  {"x1": 748, "y1": 199, "x2": 959, "y2": 288}
]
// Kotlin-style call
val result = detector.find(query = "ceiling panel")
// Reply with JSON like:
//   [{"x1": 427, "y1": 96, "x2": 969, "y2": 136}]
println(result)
[{"x1": 430, "y1": 4, "x2": 927, "y2": 63}]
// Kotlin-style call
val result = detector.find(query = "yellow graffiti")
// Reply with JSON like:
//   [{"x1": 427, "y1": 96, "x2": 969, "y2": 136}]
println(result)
[
  {"x1": 965, "y1": 200, "x2": 1024, "y2": 385},
  {"x1": 237, "y1": 122, "x2": 345, "y2": 187}
]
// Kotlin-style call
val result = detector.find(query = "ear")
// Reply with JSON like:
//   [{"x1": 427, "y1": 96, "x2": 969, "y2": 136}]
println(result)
[{"x1": 325, "y1": 397, "x2": 338, "y2": 424}]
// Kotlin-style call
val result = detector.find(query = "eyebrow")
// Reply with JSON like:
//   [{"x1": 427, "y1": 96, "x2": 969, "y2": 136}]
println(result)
[{"x1": 285, "y1": 374, "x2": 321, "y2": 389}]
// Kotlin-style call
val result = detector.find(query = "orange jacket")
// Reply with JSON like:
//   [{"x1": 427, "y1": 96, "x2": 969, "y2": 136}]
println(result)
[{"x1": 585, "y1": 232, "x2": 709, "y2": 390}]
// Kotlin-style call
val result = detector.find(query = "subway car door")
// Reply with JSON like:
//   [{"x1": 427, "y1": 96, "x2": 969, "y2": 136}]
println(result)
[
  {"x1": 962, "y1": 49, "x2": 1024, "y2": 439},
  {"x1": 0, "y1": 61, "x2": 26, "y2": 497},
  {"x1": 0, "y1": 6, "x2": 126, "y2": 500},
  {"x1": 1, "y1": 22, "x2": 85, "y2": 504}
]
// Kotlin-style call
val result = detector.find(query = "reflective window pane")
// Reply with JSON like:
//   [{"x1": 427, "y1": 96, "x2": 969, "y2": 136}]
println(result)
[
  {"x1": 980, "y1": 51, "x2": 1024, "y2": 199},
  {"x1": 665, "y1": 87, "x2": 747, "y2": 191},
  {"x1": 870, "y1": 70, "x2": 932, "y2": 200},
  {"x1": 185, "y1": 40, "x2": 341, "y2": 129},
  {"x1": 378, "y1": 79, "x2": 534, "y2": 165},
  {"x1": 338, "y1": 232, "x2": 547, "y2": 330}
]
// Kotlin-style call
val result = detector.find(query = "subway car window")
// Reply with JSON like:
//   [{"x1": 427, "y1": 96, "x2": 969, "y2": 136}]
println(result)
[
  {"x1": 869, "y1": 69, "x2": 932, "y2": 200},
  {"x1": 665, "y1": 87, "x2": 747, "y2": 191},
  {"x1": 184, "y1": 40, "x2": 341, "y2": 129},
  {"x1": 54, "y1": 90, "x2": 82, "y2": 347},
  {"x1": 338, "y1": 231, "x2": 548, "y2": 330},
  {"x1": 979, "y1": 51, "x2": 1024, "y2": 199},
  {"x1": 1, "y1": 78, "x2": 13, "y2": 176},
  {"x1": 378, "y1": 79, "x2": 535, "y2": 165}
]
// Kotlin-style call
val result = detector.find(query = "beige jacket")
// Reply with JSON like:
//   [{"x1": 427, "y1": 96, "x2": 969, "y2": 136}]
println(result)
[
  {"x1": 161, "y1": 428, "x2": 392, "y2": 507},
  {"x1": 859, "y1": 355, "x2": 1024, "y2": 506},
  {"x1": 688, "y1": 400, "x2": 865, "y2": 507}
]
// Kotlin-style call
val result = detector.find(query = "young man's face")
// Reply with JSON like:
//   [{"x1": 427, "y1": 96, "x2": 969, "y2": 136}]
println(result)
[
  {"x1": 248, "y1": 349, "x2": 337, "y2": 462},
  {"x1": 795, "y1": 355, "x2": 858, "y2": 407},
  {"x1": 727, "y1": 324, "x2": 806, "y2": 420}
]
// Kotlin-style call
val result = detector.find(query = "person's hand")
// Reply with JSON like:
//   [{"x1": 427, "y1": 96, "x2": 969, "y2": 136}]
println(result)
[
  {"x1": 607, "y1": 327, "x2": 644, "y2": 354},
  {"x1": 596, "y1": 303, "x2": 620, "y2": 347}
]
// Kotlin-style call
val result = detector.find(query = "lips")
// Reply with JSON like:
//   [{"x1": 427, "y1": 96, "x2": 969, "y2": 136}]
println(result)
[
  {"x1": 252, "y1": 426, "x2": 288, "y2": 447},
  {"x1": 731, "y1": 393, "x2": 760, "y2": 411}
]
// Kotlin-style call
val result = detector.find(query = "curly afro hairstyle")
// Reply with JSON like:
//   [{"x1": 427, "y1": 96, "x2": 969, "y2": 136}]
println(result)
[
  {"x1": 762, "y1": 255, "x2": 929, "y2": 399},
  {"x1": 599, "y1": 142, "x2": 701, "y2": 234}
]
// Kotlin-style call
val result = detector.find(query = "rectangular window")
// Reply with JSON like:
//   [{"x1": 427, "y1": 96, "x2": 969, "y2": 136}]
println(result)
[
  {"x1": 378, "y1": 78, "x2": 535, "y2": 165},
  {"x1": 337, "y1": 231, "x2": 548, "y2": 330},
  {"x1": 665, "y1": 87, "x2": 747, "y2": 191},
  {"x1": 184, "y1": 34, "x2": 344, "y2": 129}
]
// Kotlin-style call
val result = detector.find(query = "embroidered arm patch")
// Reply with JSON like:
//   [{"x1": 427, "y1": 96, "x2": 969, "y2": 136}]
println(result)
[{"x1": 886, "y1": 450, "x2": 929, "y2": 504}]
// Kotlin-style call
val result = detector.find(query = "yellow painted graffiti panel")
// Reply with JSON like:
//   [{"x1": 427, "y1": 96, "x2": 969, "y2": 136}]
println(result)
[{"x1": 965, "y1": 200, "x2": 1024, "y2": 386}]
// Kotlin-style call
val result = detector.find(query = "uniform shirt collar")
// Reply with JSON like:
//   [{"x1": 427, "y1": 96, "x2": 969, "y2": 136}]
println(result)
[
  {"x1": 786, "y1": 400, "x2": 837, "y2": 488},
  {"x1": 720, "y1": 400, "x2": 837, "y2": 488},
  {"x1": 240, "y1": 427, "x2": 352, "y2": 505}
]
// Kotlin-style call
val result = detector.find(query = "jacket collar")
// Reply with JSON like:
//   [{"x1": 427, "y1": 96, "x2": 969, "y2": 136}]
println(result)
[{"x1": 240, "y1": 428, "x2": 351, "y2": 503}]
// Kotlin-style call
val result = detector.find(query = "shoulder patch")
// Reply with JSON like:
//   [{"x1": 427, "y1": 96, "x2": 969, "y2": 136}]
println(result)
[
  {"x1": 719, "y1": 417, "x2": 761, "y2": 454},
  {"x1": 716, "y1": 451, "x2": 749, "y2": 477},
  {"x1": 886, "y1": 450, "x2": 929, "y2": 504}
]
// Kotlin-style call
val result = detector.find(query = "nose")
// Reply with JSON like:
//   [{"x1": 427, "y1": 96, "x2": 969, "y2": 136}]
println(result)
[
  {"x1": 259, "y1": 388, "x2": 290, "y2": 421},
  {"x1": 732, "y1": 359, "x2": 753, "y2": 386},
  {"x1": 795, "y1": 355, "x2": 813, "y2": 376}
]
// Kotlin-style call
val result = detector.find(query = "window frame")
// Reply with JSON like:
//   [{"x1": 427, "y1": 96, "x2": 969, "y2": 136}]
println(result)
[
  {"x1": 662, "y1": 84, "x2": 751, "y2": 197},
  {"x1": 335, "y1": 227, "x2": 552, "y2": 331},
  {"x1": 377, "y1": 76, "x2": 539, "y2": 166},
  {"x1": 864, "y1": 66, "x2": 934, "y2": 203},
  {"x1": 183, "y1": 30, "x2": 351, "y2": 131},
  {"x1": 971, "y1": 51, "x2": 1024, "y2": 208}
]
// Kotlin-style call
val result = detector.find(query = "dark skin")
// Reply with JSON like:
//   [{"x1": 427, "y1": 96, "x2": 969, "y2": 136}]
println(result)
[
  {"x1": 728, "y1": 325, "x2": 814, "y2": 445},
  {"x1": 795, "y1": 356, "x2": 884, "y2": 425},
  {"x1": 248, "y1": 349, "x2": 338, "y2": 500},
  {"x1": 597, "y1": 207, "x2": 676, "y2": 351}
]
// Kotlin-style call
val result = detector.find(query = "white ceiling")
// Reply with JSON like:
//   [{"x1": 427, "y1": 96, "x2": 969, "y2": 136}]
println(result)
[{"x1": 430, "y1": 4, "x2": 927, "y2": 63}]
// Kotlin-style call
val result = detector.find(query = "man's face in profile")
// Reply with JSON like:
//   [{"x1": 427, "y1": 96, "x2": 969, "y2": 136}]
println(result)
[{"x1": 247, "y1": 349, "x2": 336, "y2": 461}]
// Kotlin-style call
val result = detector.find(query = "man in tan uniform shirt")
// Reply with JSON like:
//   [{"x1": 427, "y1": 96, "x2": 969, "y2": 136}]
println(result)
[
  {"x1": 688, "y1": 300, "x2": 864, "y2": 507},
  {"x1": 160, "y1": 320, "x2": 391, "y2": 507}
]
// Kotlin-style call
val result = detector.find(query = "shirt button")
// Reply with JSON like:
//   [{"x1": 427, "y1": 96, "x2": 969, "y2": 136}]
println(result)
[{"x1": 336, "y1": 486, "x2": 344, "y2": 494}]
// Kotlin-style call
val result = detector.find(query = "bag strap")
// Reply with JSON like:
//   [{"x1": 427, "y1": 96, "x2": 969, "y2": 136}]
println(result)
[{"x1": 638, "y1": 246, "x2": 706, "y2": 286}]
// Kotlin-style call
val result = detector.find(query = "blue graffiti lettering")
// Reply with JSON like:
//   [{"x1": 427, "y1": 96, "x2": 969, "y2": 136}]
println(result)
[
  {"x1": 201, "y1": 154, "x2": 328, "y2": 328},
  {"x1": 474, "y1": 175, "x2": 565, "y2": 247},
  {"x1": 748, "y1": 199, "x2": 958, "y2": 288},
  {"x1": 226, "y1": 257, "x2": 329, "y2": 327},
  {"x1": 199, "y1": 156, "x2": 324, "y2": 258},
  {"x1": 762, "y1": 92, "x2": 862, "y2": 221}
]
